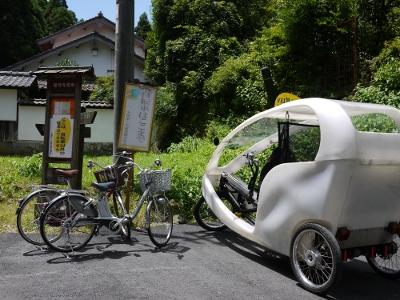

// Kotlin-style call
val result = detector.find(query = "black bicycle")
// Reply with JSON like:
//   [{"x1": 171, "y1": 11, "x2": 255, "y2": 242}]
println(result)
[{"x1": 194, "y1": 152, "x2": 259, "y2": 231}]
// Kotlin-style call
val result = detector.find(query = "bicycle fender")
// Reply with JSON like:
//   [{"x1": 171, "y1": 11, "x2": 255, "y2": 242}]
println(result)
[{"x1": 59, "y1": 194, "x2": 98, "y2": 218}]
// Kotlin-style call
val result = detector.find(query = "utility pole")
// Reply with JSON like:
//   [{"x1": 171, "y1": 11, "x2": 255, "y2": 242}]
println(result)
[
  {"x1": 114, "y1": 0, "x2": 135, "y2": 154},
  {"x1": 114, "y1": 0, "x2": 135, "y2": 213}
]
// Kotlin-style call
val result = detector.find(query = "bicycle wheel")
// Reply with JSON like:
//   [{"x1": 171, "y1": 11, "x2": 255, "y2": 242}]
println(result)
[
  {"x1": 290, "y1": 223, "x2": 341, "y2": 295},
  {"x1": 367, "y1": 235, "x2": 400, "y2": 279},
  {"x1": 40, "y1": 194, "x2": 97, "y2": 253},
  {"x1": 147, "y1": 196, "x2": 173, "y2": 247},
  {"x1": 17, "y1": 189, "x2": 61, "y2": 246},
  {"x1": 193, "y1": 196, "x2": 227, "y2": 231}
]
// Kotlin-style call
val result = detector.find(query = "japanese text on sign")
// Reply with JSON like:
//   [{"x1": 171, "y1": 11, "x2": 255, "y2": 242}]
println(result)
[
  {"x1": 119, "y1": 83, "x2": 156, "y2": 152},
  {"x1": 48, "y1": 99, "x2": 74, "y2": 159}
]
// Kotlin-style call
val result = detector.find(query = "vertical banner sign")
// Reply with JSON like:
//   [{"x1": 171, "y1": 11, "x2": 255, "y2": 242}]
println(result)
[
  {"x1": 118, "y1": 83, "x2": 156, "y2": 152},
  {"x1": 48, "y1": 98, "x2": 75, "y2": 159}
]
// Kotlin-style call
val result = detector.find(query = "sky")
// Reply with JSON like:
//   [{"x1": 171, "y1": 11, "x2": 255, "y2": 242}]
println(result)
[{"x1": 67, "y1": 0, "x2": 152, "y2": 25}]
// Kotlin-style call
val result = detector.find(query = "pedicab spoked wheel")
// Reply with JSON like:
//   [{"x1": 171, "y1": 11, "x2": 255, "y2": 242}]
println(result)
[
  {"x1": 193, "y1": 196, "x2": 227, "y2": 231},
  {"x1": 367, "y1": 235, "x2": 400, "y2": 279},
  {"x1": 290, "y1": 223, "x2": 341, "y2": 295}
]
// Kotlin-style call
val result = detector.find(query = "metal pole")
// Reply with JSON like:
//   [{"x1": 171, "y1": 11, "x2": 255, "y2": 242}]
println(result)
[{"x1": 114, "y1": 0, "x2": 135, "y2": 154}]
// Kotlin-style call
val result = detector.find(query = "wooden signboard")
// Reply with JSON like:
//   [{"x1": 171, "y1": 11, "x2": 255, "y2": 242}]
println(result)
[
  {"x1": 118, "y1": 83, "x2": 157, "y2": 152},
  {"x1": 34, "y1": 66, "x2": 95, "y2": 189}
]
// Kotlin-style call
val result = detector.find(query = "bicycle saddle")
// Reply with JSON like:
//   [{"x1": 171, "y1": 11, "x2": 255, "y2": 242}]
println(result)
[
  {"x1": 92, "y1": 181, "x2": 115, "y2": 191},
  {"x1": 55, "y1": 169, "x2": 79, "y2": 177}
]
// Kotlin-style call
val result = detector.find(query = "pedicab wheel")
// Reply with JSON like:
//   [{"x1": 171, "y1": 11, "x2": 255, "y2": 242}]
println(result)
[
  {"x1": 367, "y1": 235, "x2": 400, "y2": 279},
  {"x1": 290, "y1": 223, "x2": 341, "y2": 295},
  {"x1": 193, "y1": 196, "x2": 227, "y2": 231}
]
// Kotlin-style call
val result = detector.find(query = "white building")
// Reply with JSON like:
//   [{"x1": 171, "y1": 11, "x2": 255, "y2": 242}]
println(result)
[
  {"x1": 0, "y1": 13, "x2": 146, "y2": 153},
  {"x1": 7, "y1": 12, "x2": 146, "y2": 80}
]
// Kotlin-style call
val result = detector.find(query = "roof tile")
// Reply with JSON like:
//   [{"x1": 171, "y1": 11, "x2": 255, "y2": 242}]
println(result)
[{"x1": 0, "y1": 71, "x2": 36, "y2": 88}]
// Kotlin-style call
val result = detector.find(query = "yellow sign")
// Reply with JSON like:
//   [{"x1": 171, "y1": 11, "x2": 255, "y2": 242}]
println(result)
[
  {"x1": 49, "y1": 115, "x2": 74, "y2": 159},
  {"x1": 53, "y1": 117, "x2": 72, "y2": 154},
  {"x1": 274, "y1": 92, "x2": 300, "y2": 107}
]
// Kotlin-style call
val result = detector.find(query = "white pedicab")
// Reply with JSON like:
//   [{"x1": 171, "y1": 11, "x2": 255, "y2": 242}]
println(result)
[{"x1": 202, "y1": 98, "x2": 400, "y2": 294}]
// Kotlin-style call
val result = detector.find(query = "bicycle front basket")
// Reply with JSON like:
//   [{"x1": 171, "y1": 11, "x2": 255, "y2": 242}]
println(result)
[
  {"x1": 94, "y1": 165, "x2": 127, "y2": 187},
  {"x1": 139, "y1": 169, "x2": 171, "y2": 194}
]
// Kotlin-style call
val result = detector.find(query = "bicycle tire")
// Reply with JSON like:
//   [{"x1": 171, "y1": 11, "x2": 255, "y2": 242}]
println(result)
[
  {"x1": 147, "y1": 196, "x2": 173, "y2": 247},
  {"x1": 17, "y1": 189, "x2": 61, "y2": 246},
  {"x1": 40, "y1": 194, "x2": 97, "y2": 253},
  {"x1": 290, "y1": 223, "x2": 341, "y2": 295},
  {"x1": 193, "y1": 196, "x2": 227, "y2": 231},
  {"x1": 367, "y1": 235, "x2": 400, "y2": 279}
]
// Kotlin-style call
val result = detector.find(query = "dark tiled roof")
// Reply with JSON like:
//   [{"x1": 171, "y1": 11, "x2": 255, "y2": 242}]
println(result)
[
  {"x1": 18, "y1": 98, "x2": 113, "y2": 109},
  {"x1": 0, "y1": 71, "x2": 36, "y2": 88},
  {"x1": 37, "y1": 13, "x2": 115, "y2": 45},
  {"x1": 34, "y1": 66, "x2": 95, "y2": 77},
  {"x1": 37, "y1": 80, "x2": 95, "y2": 91}
]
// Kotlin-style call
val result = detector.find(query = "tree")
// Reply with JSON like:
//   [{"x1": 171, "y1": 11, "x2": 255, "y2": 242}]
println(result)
[
  {"x1": 0, "y1": 0, "x2": 47, "y2": 68},
  {"x1": 279, "y1": 0, "x2": 356, "y2": 97},
  {"x1": 356, "y1": 0, "x2": 400, "y2": 59},
  {"x1": 135, "y1": 13, "x2": 151, "y2": 41},
  {"x1": 146, "y1": 0, "x2": 272, "y2": 137},
  {"x1": 45, "y1": 0, "x2": 77, "y2": 34}
]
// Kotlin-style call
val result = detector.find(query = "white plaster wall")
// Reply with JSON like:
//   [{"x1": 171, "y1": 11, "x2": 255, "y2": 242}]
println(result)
[
  {"x1": 25, "y1": 43, "x2": 115, "y2": 76},
  {"x1": 24, "y1": 42, "x2": 145, "y2": 78},
  {"x1": 0, "y1": 89, "x2": 17, "y2": 121},
  {"x1": 18, "y1": 106, "x2": 45, "y2": 141},
  {"x1": 18, "y1": 106, "x2": 113, "y2": 143},
  {"x1": 85, "y1": 108, "x2": 113, "y2": 143}
]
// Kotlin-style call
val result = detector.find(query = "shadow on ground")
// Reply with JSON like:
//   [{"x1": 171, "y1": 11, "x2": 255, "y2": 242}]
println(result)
[{"x1": 203, "y1": 228, "x2": 400, "y2": 300}]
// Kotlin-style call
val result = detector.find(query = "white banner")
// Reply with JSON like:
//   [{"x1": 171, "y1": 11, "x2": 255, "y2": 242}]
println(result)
[{"x1": 119, "y1": 83, "x2": 156, "y2": 152}]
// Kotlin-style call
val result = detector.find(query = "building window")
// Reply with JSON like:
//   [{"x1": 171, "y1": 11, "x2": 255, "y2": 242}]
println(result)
[{"x1": 0, "y1": 121, "x2": 16, "y2": 141}]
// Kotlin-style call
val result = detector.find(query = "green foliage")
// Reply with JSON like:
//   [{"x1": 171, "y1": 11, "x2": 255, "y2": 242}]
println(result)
[
  {"x1": 56, "y1": 57, "x2": 79, "y2": 67},
  {"x1": 0, "y1": 0, "x2": 46, "y2": 67},
  {"x1": 135, "y1": 13, "x2": 152, "y2": 41},
  {"x1": 356, "y1": 0, "x2": 400, "y2": 59},
  {"x1": 13, "y1": 154, "x2": 42, "y2": 178},
  {"x1": 352, "y1": 113, "x2": 399, "y2": 133},
  {"x1": 0, "y1": 0, "x2": 77, "y2": 68},
  {"x1": 352, "y1": 41, "x2": 400, "y2": 108},
  {"x1": 155, "y1": 83, "x2": 177, "y2": 118},
  {"x1": 167, "y1": 136, "x2": 212, "y2": 153},
  {"x1": 45, "y1": 0, "x2": 77, "y2": 34},
  {"x1": 290, "y1": 127, "x2": 321, "y2": 162},
  {"x1": 371, "y1": 37, "x2": 400, "y2": 71},
  {"x1": 146, "y1": 0, "x2": 273, "y2": 138},
  {"x1": 89, "y1": 76, "x2": 114, "y2": 103},
  {"x1": 279, "y1": 0, "x2": 356, "y2": 97}
]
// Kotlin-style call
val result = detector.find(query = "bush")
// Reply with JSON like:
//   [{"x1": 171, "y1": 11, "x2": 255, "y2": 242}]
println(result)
[
  {"x1": 89, "y1": 76, "x2": 114, "y2": 103},
  {"x1": 13, "y1": 153, "x2": 42, "y2": 177}
]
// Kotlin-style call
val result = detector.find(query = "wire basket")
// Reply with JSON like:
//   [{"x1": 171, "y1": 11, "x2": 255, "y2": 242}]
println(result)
[
  {"x1": 139, "y1": 169, "x2": 171, "y2": 194},
  {"x1": 94, "y1": 165, "x2": 127, "y2": 187}
]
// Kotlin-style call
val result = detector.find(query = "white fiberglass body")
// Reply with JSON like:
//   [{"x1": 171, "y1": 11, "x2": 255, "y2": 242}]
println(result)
[{"x1": 202, "y1": 98, "x2": 400, "y2": 256}]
